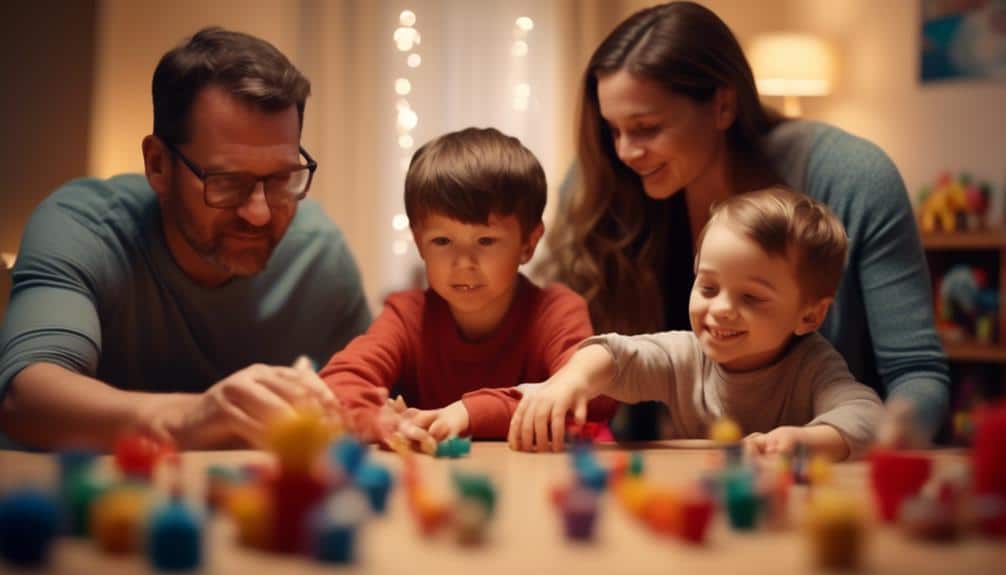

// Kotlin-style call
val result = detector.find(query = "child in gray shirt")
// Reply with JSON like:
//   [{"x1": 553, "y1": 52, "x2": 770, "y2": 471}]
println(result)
[{"x1": 509, "y1": 187, "x2": 883, "y2": 460}]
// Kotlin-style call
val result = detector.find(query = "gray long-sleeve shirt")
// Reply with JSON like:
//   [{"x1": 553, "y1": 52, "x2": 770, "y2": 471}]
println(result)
[
  {"x1": 585, "y1": 331, "x2": 884, "y2": 459},
  {"x1": 0, "y1": 174, "x2": 372, "y2": 399}
]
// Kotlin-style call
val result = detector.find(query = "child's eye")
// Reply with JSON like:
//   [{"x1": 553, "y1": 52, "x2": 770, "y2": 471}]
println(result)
[
  {"x1": 632, "y1": 124, "x2": 660, "y2": 137},
  {"x1": 430, "y1": 237, "x2": 450, "y2": 246},
  {"x1": 743, "y1": 294, "x2": 767, "y2": 304},
  {"x1": 477, "y1": 237, "x2": 498, "y2": 247},
  {"x1": 699, "y1": 285, "x2": 717, "y2": 296}
]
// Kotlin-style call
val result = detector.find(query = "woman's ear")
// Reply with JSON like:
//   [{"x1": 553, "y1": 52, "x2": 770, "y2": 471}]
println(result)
[
  {"x1": 795, "y1": 297, "x2": 833, "y2": 336},
  {"x1": 521, "y1": 221, "x2": 546, "y2": 264},
  {"x1": 714, "y1": 86, "x2": 738, "y2": 131}
]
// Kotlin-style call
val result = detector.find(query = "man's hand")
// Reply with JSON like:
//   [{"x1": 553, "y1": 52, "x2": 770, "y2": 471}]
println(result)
[{"x1": 140, "y1": 363, "x2": 341, "y2": 449}]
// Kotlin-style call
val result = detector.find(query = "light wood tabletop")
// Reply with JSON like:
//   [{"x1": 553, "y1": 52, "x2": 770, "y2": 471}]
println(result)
[{"x1": 0, "y1": 443, "x2": 1001, "y2": 575}]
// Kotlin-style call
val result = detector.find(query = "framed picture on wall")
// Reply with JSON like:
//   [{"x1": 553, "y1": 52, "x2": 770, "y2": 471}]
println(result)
[{"x1": 921, "y1": 0, "x2": 1006, "y2": 82}]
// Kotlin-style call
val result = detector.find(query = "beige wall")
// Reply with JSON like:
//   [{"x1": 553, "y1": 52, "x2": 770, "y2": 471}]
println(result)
[
  {"x1": 0, "y1": 0, "x2": 95, "y2": 255},
  {"x1": 89, "y1": 0, "x2": 306, "y2": 178},
  {"x1": 793, "y1": 0, "x2": 1006, "y2": 201}
]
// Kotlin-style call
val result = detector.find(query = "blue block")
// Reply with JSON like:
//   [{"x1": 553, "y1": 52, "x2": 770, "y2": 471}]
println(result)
[
  {"x1": 0, "y1": 490, "x2": 59, "y2": 567},
  {"x1": 331, "y1": 436, "x2": 369, "y2": 475},
  {"x1": 316, "y1": 524, "x2": 357, "y2": 563},
  {"x1": 577, "y1": 463, "x2": 608, "y2": 492},
  {"x1": 147, "y1": 497, "x2": 203, "y2": 571},
  {"x1": 355, "y1": 463, "x2": 393, "y2": 513}
]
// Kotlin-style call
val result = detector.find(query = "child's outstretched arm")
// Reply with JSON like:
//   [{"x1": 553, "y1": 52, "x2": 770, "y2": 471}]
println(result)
[
  {"x1": 507, "y1": 344, "x2": 616, "y2": 452},
  {"x1": 744, "y1": 425, "x2": 851, "y2": 461}
]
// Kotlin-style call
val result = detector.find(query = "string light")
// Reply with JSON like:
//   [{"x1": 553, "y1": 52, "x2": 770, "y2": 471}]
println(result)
[
  {"x1": 392, "y1": 11, "x2": 422, "y2": 257},
  {"x1": 512, "y1": 16, "x2": 534, "y2": 111}
]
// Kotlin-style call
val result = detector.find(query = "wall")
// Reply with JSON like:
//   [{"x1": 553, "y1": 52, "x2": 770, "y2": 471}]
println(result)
[
  {"x1": 0, "y1": 0, "x2": 96, "y2": 255},
  {"x1": 793, "y1": 0, "x2": 1006, "y2": 205}
]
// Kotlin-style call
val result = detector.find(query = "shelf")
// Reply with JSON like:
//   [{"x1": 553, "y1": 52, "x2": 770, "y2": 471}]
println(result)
[
  {"x1": 941, "y1": 340, "x2": 1006, "y2": 363},
  {"x1": 921, "y1": 228, "x2": 1006, "y2": 250}
]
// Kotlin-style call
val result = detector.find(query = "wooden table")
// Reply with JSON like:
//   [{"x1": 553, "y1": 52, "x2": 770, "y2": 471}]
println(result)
[{"x1": 0, "y1": 443, "x2": 1002, "y2": 574}]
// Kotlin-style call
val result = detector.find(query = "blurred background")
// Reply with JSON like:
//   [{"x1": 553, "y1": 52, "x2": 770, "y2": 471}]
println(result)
[{"x1": 1, "y1": 0, "x2": 1005, "y2": 389}]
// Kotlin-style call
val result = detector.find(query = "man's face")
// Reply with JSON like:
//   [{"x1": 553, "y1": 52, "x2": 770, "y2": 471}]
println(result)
[{"x1": 160, "y1": 85, "x2": 303, "y2": 285}]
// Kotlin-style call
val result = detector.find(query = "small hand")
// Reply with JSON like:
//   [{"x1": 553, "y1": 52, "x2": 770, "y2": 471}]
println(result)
[
  {"x1": 743, "y1": 426, "x2": 805, "y2": 458},
  {"x1": 507, "y1": 378, "x2": 589, "y2": 453},
  {"x1": 411, "y1": 400, "x2": 471, "y2": 441}
]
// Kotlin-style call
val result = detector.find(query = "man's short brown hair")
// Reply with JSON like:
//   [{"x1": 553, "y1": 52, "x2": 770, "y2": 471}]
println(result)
[
  {"x1": 697, "y1": 187, "x2": 849, "y2": 301},
  {"x1": 152, "y1": 27, "x2": 310, "y2": 145},
  {"x1": 404, "y1": 127, "x2": 547, "y2": 237}
]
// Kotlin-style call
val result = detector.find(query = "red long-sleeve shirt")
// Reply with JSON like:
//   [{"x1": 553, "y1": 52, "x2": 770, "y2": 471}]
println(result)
[{"x1": 319, "y1": 274, "x2": 617, "y2": 439}]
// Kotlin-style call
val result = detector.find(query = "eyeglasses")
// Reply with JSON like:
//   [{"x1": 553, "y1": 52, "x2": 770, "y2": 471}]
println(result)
[{"x1": 162, "y1": 140, "x2": 318, "y2": 209}]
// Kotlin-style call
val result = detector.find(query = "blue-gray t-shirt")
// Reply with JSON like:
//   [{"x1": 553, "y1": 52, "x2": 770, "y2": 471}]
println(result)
[{"x1": 0, "y1": 174, "x2": 372, "y2": 396}]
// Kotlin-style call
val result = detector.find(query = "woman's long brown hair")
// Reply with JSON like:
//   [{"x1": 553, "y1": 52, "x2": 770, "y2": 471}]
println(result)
[{"x1": 539, "y1": 1, "x2": 784, "y2": 334}]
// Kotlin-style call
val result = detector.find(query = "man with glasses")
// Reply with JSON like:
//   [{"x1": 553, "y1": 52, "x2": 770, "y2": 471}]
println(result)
[{"x1": 0, "y1": 28, "x2": 372, "y2": 449}]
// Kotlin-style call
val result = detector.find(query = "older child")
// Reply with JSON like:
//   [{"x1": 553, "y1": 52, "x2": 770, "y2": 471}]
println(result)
[
  {"x1": 320, "y1": 128, "x2": 615, "y2": 449},
  {"x1": 510, "y1": 187, "x2": 883, "y2": 460}
]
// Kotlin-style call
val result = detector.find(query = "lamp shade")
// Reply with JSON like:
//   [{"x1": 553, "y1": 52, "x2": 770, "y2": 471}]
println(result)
[{"x1": 747, "y1": 33, "x2": 836, "y2": 97}]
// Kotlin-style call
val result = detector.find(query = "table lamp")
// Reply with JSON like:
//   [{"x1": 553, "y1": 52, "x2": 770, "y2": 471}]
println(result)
[{"x1": 747, "y1": 33, "x2": 837, "y2": 117}]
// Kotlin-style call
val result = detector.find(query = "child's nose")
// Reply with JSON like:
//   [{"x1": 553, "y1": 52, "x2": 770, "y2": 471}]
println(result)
[{"x1": 710, "y1": 294, "x2": 738, "y2": 318}]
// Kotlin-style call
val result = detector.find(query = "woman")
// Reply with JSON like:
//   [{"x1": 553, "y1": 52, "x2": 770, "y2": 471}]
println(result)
[{"x1": 540, "y1": 1, "x2": 949, "y2": 440}]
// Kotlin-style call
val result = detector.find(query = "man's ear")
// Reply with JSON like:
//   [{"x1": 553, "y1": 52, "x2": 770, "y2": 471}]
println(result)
[
  {"x1": 142, "y1": 135, "x2": 171, "y2": 198},
  {"x1": 520, "y1": 221, "x2": 545, "y2": 264},
  {"x1": 795, "y1": 297, "x2": 833, "y2": 336},
  {"x1": 713, "y1": 85, "x2": 738, "y2": 131}
]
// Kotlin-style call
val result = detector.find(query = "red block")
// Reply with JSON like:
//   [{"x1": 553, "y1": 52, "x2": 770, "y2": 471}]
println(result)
[
  {"x1": 973, "y1": 400, "x2": 1006, "y2": 536},
  {"x1": 268, "y1": 470, "x2": 329, "y2": 554},
  {"x1": 679, "y1": 491, "x2": 715, "y2": 544},
  {"x1": 869, "y1": 449, "x2": 932, "y2": 522},
  {"x1": 114, "y1": 433, "x2": 174, "y2": 480}
]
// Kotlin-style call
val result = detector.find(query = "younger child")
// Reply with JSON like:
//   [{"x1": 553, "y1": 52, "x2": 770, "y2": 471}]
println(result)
[
  {"x1": 509, "y1": 187, "x2": 883, "y2": 460},
  {"x1": 320, "y1": 127, "x2": 616, "y2": 449}
]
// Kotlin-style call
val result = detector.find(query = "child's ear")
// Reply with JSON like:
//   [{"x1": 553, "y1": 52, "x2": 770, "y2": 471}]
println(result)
[
  {"x1": 795, "y1": 297, "x2": 833, "y2": 336},
  {"x1": 411, "y1": 228, "x2": 427, "y2": 261},
  {"x1": 142, "y1": 135, "x2": 172, "y2": 199},
  {"x1": 520, "y1": 221, "x2": 545, "y2": 264}
]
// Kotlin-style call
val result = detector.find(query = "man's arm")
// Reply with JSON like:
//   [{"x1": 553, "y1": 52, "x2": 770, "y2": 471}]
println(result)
[{"x1": 2, "y1": 361, "x2": 340, "y2": 451}]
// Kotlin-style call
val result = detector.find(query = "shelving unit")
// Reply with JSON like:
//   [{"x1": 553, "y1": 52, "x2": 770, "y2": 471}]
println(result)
[{"x1": 920, "y1": 228, "x2": 1006, "y2": 366}]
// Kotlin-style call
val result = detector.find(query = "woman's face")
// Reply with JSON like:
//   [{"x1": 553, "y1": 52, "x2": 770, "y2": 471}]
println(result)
[{"x1": 596, "y1": 69, "x2": 730, "y2": 200}]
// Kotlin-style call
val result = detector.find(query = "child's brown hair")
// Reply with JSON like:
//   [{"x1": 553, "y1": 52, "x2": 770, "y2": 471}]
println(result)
[
  {"x1": 404, "y1": 127, "x2": 546, "y2": 237},
  {"x1": 697, "y1": 186, "x2": 848, "y2": 301}
]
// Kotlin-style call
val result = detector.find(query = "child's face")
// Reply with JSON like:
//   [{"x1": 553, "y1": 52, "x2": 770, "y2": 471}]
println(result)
[
  {"x1": 413, "y1": 212, "x2": 543, "y2": 339},
  {"x1": 688, "y1": 221, "x2": 827, "y2": 372}
]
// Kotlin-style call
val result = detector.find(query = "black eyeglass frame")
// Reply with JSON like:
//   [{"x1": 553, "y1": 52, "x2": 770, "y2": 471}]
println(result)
[{"x1": 162, "y1": 139, "x2": 318, "y2": 209}]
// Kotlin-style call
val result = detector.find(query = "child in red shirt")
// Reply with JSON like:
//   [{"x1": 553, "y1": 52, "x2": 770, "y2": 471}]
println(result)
[{"x1": 319, "y1": 127, "x2": 616, "y2": 450}]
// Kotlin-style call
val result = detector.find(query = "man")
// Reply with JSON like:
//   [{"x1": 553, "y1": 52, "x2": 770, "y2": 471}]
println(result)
[{"x1": 0, "y1": 28, "x2": 371, "y2": 450}]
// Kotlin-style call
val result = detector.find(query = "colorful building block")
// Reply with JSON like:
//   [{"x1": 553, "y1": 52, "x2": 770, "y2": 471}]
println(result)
[
  {"x1": 355, "y1": 462, "x2": 393, "y2": 514},
  {"x1": 0, "y1": 489, "x2": 59, "y2": 567},
  {"x1": 805, "y1": 489, "x2": 864, "y2": 570},
  {"x1": 562, "y1": 487, "x2": 599, "y2": 541},
  {"x1": 91, "y1": 485, "x2": 150, "y2": 554},
  {"x1": 869, "y1": 449, "x2": 932, "y2": 522},
  {"x1": 147, "y1": 494, "x2": 203, "y2": 571},
  {"x1": 312, "y1": 489, "x2": 369, "y2": 563}
]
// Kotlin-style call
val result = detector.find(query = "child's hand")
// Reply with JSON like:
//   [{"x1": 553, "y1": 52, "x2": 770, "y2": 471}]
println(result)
[
  {"x1": 375, "y1": 397, "x2": 438, "y2": 454},
  {"x1": 743, "y1": 426, "x2": 804, "y2": 457},
  {"x1": 508, "y1": 376, "x2": 590, "y2": 453},
  {"x1": 413, "y1": 400, "x2": 471, "y2": 441}
]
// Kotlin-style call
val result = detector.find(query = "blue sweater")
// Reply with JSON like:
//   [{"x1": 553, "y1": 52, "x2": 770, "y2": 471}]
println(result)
[
  {"x1": 0, "y1": 174, "x2": 372, "y2": 397},
  {"x1": 762, "y1": 120, "x2": 949, "y2": 436}
]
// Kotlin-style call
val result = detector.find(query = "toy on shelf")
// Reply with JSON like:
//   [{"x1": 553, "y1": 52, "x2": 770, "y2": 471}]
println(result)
[
  {"x1": 917, "y1": 171, "x2": 997, "y2": 233},
  {"x1": 936, "y1": 265, "x2": 999, "y2": 344}
]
